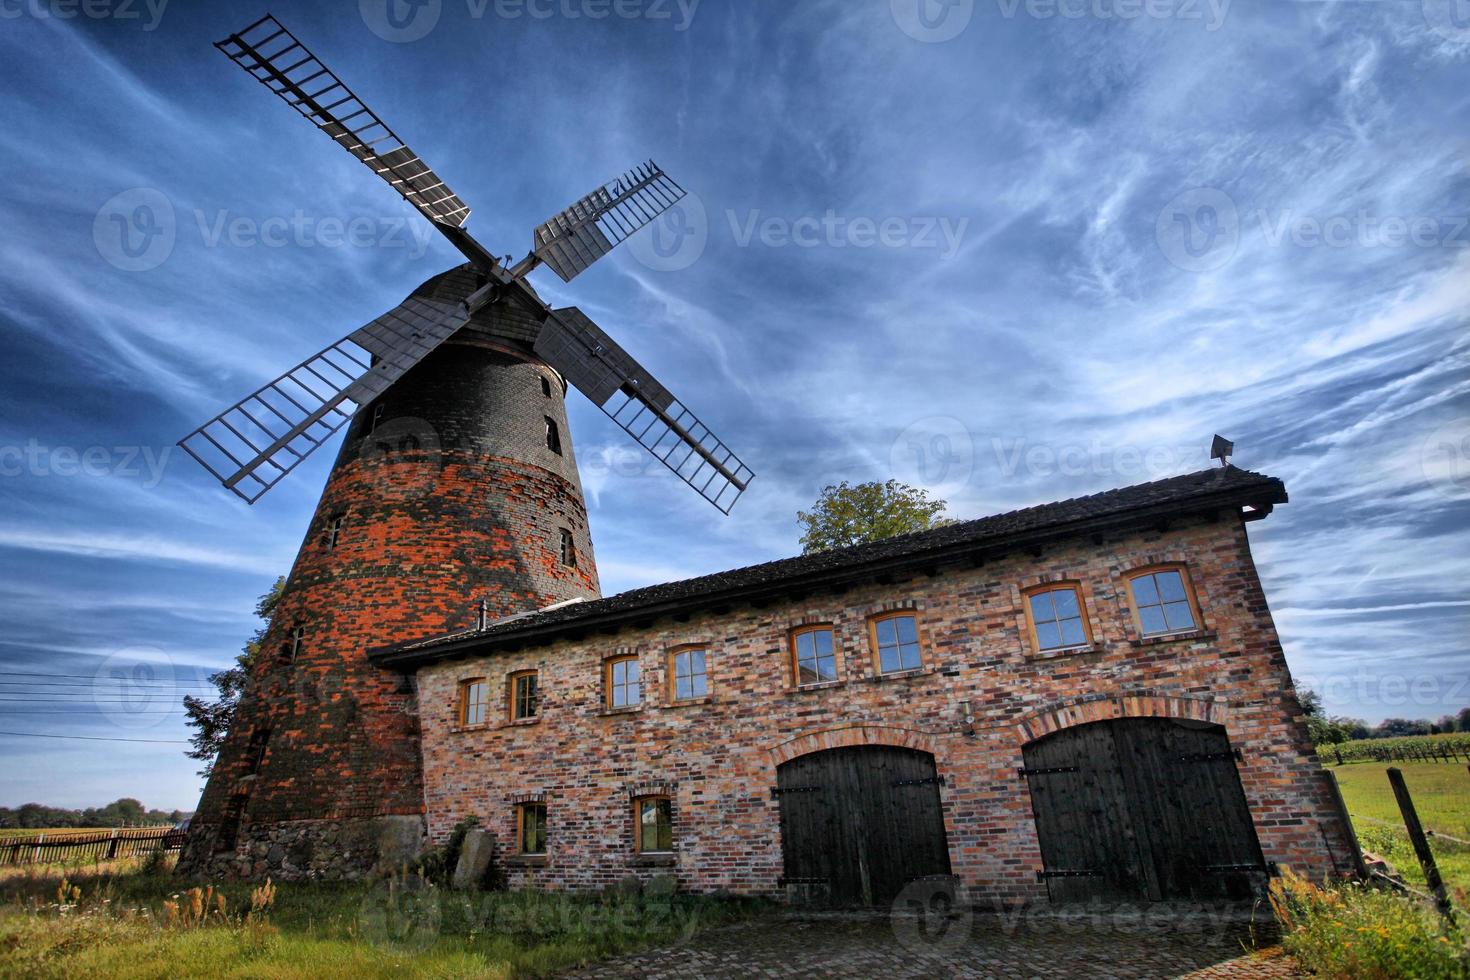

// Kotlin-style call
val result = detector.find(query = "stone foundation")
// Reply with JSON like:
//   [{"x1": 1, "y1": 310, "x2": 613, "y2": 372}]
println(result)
[{"x1": 176, "y1": 815, "x2": 425, "y2": 880}]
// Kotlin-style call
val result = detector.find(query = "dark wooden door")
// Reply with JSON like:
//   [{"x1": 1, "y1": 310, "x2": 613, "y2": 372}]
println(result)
[
  {"x1": 776, "y1": 746, "x2": 951, "y2": 907},
  {"x1": 1022, "y1": 718, "x2": 1267, "y2": 902}
]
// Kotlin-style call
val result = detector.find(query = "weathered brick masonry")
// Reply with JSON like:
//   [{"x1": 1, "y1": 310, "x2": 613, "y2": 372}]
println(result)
[
  {"x1": 179, "y1": 268, "x2": 601, "y2": 877},
  {"x1": 377, "y1": 468, "x2": 1358, "y2": 905}
]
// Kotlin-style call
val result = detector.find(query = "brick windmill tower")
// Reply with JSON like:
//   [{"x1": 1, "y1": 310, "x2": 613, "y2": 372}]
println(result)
[{"x1": 175, "y1": 15, "x2": 752, "y2": 878}]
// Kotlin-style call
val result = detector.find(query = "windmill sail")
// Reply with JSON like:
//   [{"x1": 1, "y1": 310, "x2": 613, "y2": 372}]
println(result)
[
  {"x1": 532, "y1": 162, "x2": 686, "y2": 282},
  {"x1": 215, "y1": 15, "x2": 472, "y2": 229},
  {"x1": 180, "y1": 298, "x2": 468, "y2": 504},
  {"x1": 535, "y1": 308, "x2": 752, "y2": 513}
]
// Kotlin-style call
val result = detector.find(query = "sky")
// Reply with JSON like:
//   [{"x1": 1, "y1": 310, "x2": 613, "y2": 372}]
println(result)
[{"x1": 0, "y1": 0, "x2": 1466, "y2": 811}]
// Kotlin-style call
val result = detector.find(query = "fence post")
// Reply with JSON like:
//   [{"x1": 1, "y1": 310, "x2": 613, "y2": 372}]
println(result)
[
  {"x1": 107, "y1": 828, "x2": 120, "y2": 860},
  {"x1": 1386, "y1": 767, "x2": 1457, "y2": 928},
  {"x1": 32, "y1": 834, "x2": 43, "y2": 865}
]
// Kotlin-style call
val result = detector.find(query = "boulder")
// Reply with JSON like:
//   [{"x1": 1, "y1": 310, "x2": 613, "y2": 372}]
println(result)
[
  {"x1": 451, "y1": 828, "x2": 496, "y2": 890},
  {"x1": 372, "y1": 815, "x2": 424, "y2": 872}
]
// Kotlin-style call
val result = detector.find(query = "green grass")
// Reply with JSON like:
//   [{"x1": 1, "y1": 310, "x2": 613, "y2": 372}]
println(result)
[
  {"x1": 1332, "y1": 762, "x2": 1470, "y2": 895},
  {"x1": 0, "y1": 829, "x2": 116, "y2": 839},
  {"x1": 1318, "y1": 731, "x2": 1470, "y2": 764},
  {"x1": 0, "y1": 860, "x2": 769, "y2": 979}
]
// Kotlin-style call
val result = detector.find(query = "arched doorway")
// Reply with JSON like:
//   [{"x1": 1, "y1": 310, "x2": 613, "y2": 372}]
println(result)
[
  {"x1": 775, "y1": 745, "x2": 951, "y2": 906},
  {"x1": 1022, "y1": 717, "x2": 1268, "y2": 902}
]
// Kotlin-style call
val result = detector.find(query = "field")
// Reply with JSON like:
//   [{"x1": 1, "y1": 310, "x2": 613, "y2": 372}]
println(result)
[
  {"x1": 0, "y1": 829, "x2": 114, "y2": 839},
  {"x1": 1332, "y1": 761, "x2": 1470, "y2": 895},
  {"x1": 0, "y1": 857, "x2": 767, "y2": 979},
  {"x1": 1317, "y1": 731, "x2": 1470, "y2": 765}
]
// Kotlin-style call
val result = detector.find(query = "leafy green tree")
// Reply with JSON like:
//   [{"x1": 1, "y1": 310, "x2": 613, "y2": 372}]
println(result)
[
  {"x1": 797, "y1": 480, "x2": 953, "y2": 554},
  {"x1": 183, "y1": 577, "x2": 284, "y2": 777},
  {"x1": 1459, "y1": 707, "x2": 1470, "y2": 733}
]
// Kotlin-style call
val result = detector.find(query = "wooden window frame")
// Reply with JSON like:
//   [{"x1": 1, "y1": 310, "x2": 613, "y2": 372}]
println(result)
[
  {"x1": 544, "y1": 416, "x2": 562, "y2": 455},
  {"x1": 866, "y1": 611, "x2": 925, "y2": 675},
  {"x1": 666, "y1": 646, "x2": 710, "y2": 702},
  {"x1": 1124, "y1": 563, "x2": 1204, "y2": 638},
  {"x1": 558, "y1": 528, "x2": 576, "y2": 568},
  {"x1": 632, "y1": 795, "x2": 674, "y2": 854},
  {"x1": 278, "y1": 625, "x2": 305, "y2": 666},
  {"x1": 458, "y1": 677, "x2": 490, "y2": 728},
  {"x1": 1020, "y1": 582, "x2": 1094, "y2": 654},
  {"x1": 516, "y1": 801, "x2": 548, "y2": 855},
  {"x1": 324, "y1": 513, "x2": 345, "y2": 550},
  {"x1": 508, "y1": 669, "x2": 539, "y2": 721},
  {"x1": 604, "y1": 655, "x2": 642, "y2": 709},
  {"x1": 788, "y1": 625, "x2": 839, "y2": 688}
]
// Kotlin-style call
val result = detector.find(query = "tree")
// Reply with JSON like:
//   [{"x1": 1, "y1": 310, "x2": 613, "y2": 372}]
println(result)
[
  {"x1": 797, "y1": 480, "x2": 953, "y2": 554},
  {"x1": 1459, "y1": 707, "x2": 1470, "y2": 733},
  {"x1": 183, "y1": 577, "x2": 284, "y2": 777}
]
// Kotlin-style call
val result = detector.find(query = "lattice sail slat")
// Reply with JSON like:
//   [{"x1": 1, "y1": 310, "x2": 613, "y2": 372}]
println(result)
[
  {"x1": 535, "y1": 307, "x2": 752, "y2": 513},
  {"x1": 215, "y1": 14, "x2": 472, "y2": 228},
  {"x1": 531, "y1": 161, "x2": 686, "y2": 282},
  {"x1": 179, "y1": 298, "x2": 468, "y2": 504}
]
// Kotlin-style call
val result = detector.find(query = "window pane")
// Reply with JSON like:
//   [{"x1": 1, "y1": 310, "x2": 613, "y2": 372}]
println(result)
[
  {"x1": 798, "y1": 662, "x2": 821, "y2": 685},
  {"x1": 1138, "y1": 605, "x2": 1168, "y2": 635},
  {"x1": 1059, "y1": 617, "x2": 1086, "y2": 647},
  {"x1": 879, "y1": 646, "x2": 901, "y2": 674},
  {"x1": 1131, "y1": 575, "x2": 1160, "y2": 607},
  {"x1": 795, "y1": 632, "x2": 814, "y2": 659},
  {"x1": 875, "y1": 618, "x2": 897, "y2": 647},
  {"x1": 1028, "y1": 592, "x2": 1054, "y2": 623},
  {"x1": 688, "y1": 669, "x2": 707, "y2": 698},
  {"x1": 813, "y1": 630, "x2": 833, "y2": 656},
  {"x1": 1163, "y1": 600, "x2": 1196, "y2": 631},
  {"x1": 1052, "y1": 589, "x2": 1080, "y2": 619},
  {"x1": 1157, "y1": 570, "x2": 1187, "y2": 602},
  {"x1": 1035, "y1": 620, "x2": 1063, "y2": 650},
  {"x1": 899, "y1": 642, "x2": 922, "y2": 670},
  {"x1": 657, "y1": 799, "x2": 672, "y2": 852},
  {"x1": 816, "y1": 652, "x2": 836, "y2": 682}
]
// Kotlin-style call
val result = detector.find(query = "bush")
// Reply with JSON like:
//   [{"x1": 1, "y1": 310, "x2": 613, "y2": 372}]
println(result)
[{"x1": 1270, "y1": 868, "x2": 1469, "y2": 979}]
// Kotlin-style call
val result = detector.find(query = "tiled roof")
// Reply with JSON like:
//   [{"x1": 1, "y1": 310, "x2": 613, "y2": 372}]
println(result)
[{"x1": 370, "y1": 466, "x2": 1285, "y2": 669}]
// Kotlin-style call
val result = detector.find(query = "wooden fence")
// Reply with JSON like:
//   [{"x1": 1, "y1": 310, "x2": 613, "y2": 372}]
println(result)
[{"x1": 0, "y1": 827, "x2": 184, "y2": 866}]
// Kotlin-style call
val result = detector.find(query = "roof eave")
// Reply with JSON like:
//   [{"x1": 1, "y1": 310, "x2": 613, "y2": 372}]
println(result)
[{"x1": 369, "y1": 477, "x2": 1284, "y2": 672}]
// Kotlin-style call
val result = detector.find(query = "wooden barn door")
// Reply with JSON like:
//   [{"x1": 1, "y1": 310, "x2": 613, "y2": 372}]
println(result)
[
  {"x1": 1022, "y1": 718, "x2": 1268, "y2": 902},
  {"x1": 776, "y1": 746, "x2": 951, "y2": 907}
]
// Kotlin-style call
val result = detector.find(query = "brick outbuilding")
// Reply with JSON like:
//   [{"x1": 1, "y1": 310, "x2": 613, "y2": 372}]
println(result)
[{"x1": 372, "y1": 466, "x2": 1358, "y2": 906}]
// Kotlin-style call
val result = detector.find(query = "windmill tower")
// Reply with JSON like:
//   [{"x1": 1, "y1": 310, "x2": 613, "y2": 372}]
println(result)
[{"x1": 175, "y1": 15, "x2": 752, "y2": 879}]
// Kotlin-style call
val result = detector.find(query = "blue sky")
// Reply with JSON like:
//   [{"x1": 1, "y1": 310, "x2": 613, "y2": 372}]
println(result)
[{"x1": 0, "y1": 0, "x2": 1466, "y2": 810}]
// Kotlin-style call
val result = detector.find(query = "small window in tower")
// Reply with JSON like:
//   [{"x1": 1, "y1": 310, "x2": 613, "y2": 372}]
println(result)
[
  {"x1": 544, "y1": 417, "x2": 562, "y2": 455},
  {"x1": 325, "y1": 514, "x2": 346, "y2": 550},
  {"x1": 541, "y1": 375, "x2": 552, "y2": 397},
  {"x1": 370, "y1": 402, "x2": 386, "y2": 434},
  {"x1": 279, "y1": 626, "x2": 305, "y2": 666},
  {"x1": 558, "y1": 528, "x2": 576, "y2": 568}
]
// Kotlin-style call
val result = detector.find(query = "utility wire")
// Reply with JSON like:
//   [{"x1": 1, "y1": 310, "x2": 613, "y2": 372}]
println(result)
[{"x1": 0, "y1": 730, "x2": 189, "y2": 744}]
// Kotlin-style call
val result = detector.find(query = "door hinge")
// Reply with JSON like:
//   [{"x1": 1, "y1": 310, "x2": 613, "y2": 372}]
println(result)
[
  {"x1": 1017, "y1": 765, "x2": 1079, "y2": 778},
  {"x1": 771, "y1": 785, "x2": 823, "y2": 798},
  {"x1": 892, "y1": 776, "x2": 946, "y2": 787},
  {"x1": 1199, "y1": 862, "x2": 1275, "y2": 874},
  {"x1": 1036, "y1": 869, "x2": 1101, "y2": 880}
]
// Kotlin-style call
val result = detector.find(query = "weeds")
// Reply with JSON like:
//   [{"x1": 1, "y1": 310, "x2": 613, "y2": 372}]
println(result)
[{"x1": 1269, "y1": 867, "x2": 1470, "y2": 979}]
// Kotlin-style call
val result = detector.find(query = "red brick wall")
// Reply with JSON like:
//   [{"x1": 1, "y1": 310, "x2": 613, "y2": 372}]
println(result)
[
  {"x1": 415, "y1": 512, "x2": 1356, "y2": 903},
  {"x1": 180, "y1": 325, "x2": 601, "y2": 877}
]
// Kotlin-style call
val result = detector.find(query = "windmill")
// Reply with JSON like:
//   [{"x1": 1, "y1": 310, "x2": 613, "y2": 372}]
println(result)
[
  {"x1": 174, "y1": 14, "x2": 751, "y2": 878},
  {"x1": 180, "y1": 13, "x2": 753, "y2": 514}
]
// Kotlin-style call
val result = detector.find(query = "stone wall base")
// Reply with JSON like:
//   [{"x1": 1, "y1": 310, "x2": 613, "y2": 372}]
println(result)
[{"x1": 175, "y1": 815, "x2": 425, "y2": 880}]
